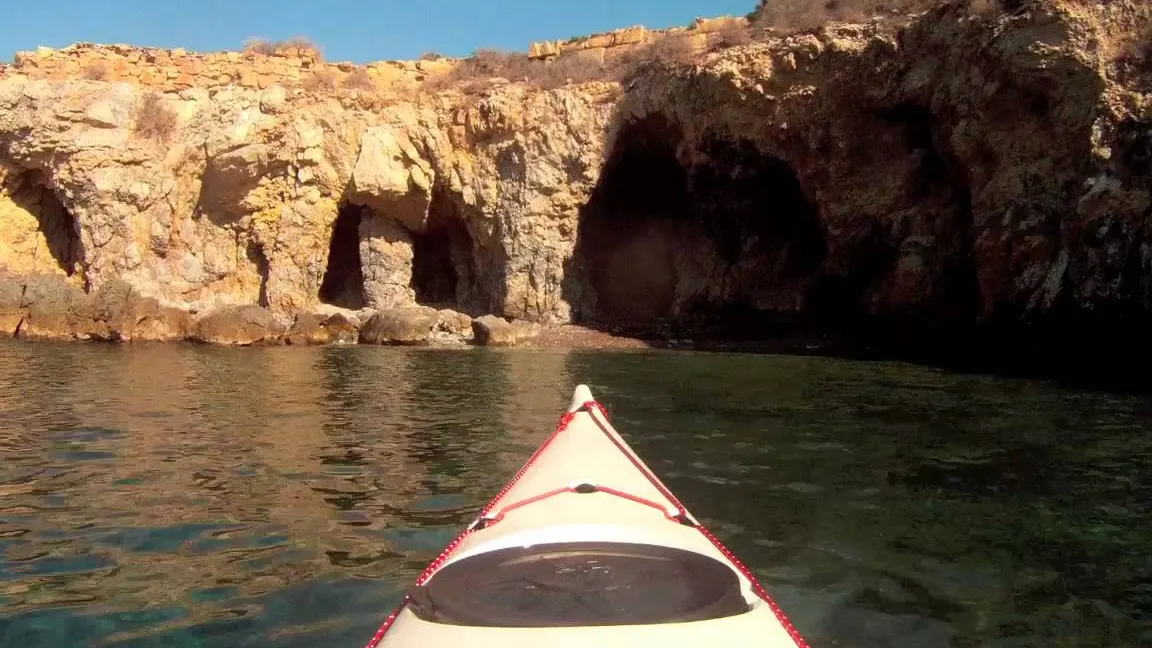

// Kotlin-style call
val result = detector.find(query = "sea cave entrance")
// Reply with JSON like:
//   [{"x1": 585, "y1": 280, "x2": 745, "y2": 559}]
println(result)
[
  {"x1": 7, "y1": 170, "x2": 82, "y2": 277},
  {"x1": 411, "y1": 194, "x2": 478, "y2": 311},
  {"x1": 678, "y1": 136, "x2": 826, "y2": 337},
  {"x1": 411, "y1": 222, "x2": 458, "y2": 306},
  {"x1": 318, "y1": 202, "x2": 367, "y2": 309},
  {"x1": 570, "y1": 115, "x2": 826, "y2": 339},
  {"x1": 573, "y1": 114, "x2": 689, "y2": 328}
]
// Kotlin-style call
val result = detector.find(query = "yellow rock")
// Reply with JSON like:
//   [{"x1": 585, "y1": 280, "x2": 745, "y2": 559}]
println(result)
[
  {"x1": 528, "y1": 41, "x2": 561, "y2": 59},
  {"x1": 691, "y1": 16, "x2": 744, "y2": 33},
  {"x1": 612, "y1": 26, "x2": 647, "y2": 46},
  {"x1": 581, "y1": 35, "x2": 614, "y2": 49}
]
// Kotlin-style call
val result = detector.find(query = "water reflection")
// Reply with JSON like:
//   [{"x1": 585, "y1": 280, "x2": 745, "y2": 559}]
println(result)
[{"x1": 0, "y1": 342, "x2": 1148, "y2": 647}]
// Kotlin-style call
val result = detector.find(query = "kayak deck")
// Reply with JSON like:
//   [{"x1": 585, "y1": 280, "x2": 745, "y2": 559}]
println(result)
[{"x1": 364, "y1": 385, "x2": 810, "y2": 648}]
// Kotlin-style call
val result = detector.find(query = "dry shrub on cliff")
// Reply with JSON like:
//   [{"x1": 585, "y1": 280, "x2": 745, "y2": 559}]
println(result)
[
  {"x1": 711, "y1": 22, "x2": 754, "y2": 48},
  {"x1": 643, "y1": 35, "x2": 700, "y2": 66},
  {"x1": 243, "y1": 36, "x2": 324, "y2": 61},
  {"x1": 132, "y1": 92, "x2": 177, "y2": 143},
  {"x1": 521, "y1": 55, "x2": 610, "y2": 90},
  {"x1": 1104, "y1": 13, "x2": 1151, "y2": 75},
  {"x1": 424, "y1": 31, "x2": 711, "y2": 94},
  {"x1": 424, "y1": 47, "x2": 614, "y2": 93},
  {"x1": 342, "y1": 68, "x2": 377, "y2": 91},
  {"x1": 600, "y1": 35, "x2": 700, "y2": 78},
  {"x1": 965, "y1": 0, "x2": 1000, "y2": 14},
  {"x1": 81, "y1": 61, "x2": 110, "y2": 81},
  {"x1": 751, "y1": 0, "x2": 831, "y2": 31},
  {"x1": 303, "y1": 68, "x2": 338, "y2": 92},
  {"x1": 749, "y1": 0, "x2": 952, "y2": 31},
  {"x1": 423, "y1": 48, "x2": 520, "y2": 91},
  {"x1": 243, "y1": 38, "x2": 277, "y2": 56},
  {"x1": 472, "y1": 49, "x2": 519, "y2": 76}
]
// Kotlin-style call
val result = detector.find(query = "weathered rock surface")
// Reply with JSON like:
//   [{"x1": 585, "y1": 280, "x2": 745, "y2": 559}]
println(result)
[
  {"x1": 88, "y1": 279, "x2": 190, "y2": 341},
  {"x1": 17, "y1": 275, "x2": 99, "y2": 341},
  {"x1": 189, "y1": 304, "x2": 287, "y2": 346},
  {"x1": 0, "y1": 274, "x2": 191, "y2": 340},
  {"x1": 286, "y1": 312, "x2": 359, "y2": 345},
  {"x1": 0, "y1": 281, "x2": 22, "y2": 336},
  {"x1": 428, "y1": 307, "x2": 475, "y2": 345},
  {"x1": 358, "y1": 307, "x2": 437, "y2": 345},
  {"x1": 0, "y1": 1, "x2": 1149, "y2": 370},
  {"x1": 471, "y1": 314, "x2": 543, "y2": 347}
]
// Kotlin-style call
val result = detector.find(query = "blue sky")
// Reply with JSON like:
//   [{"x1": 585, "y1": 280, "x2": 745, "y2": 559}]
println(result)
[{"x1": 4, "y1": 0, "x2": 756, "y2": 63}]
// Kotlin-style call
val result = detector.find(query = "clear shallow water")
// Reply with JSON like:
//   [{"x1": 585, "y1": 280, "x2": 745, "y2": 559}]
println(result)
[{"x1": 0, "y1": 341, "x2": 1148, "y2": 647}]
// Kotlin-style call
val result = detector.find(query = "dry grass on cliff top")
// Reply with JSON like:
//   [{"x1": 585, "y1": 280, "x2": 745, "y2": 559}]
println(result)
[
  {"x1": 423, "y1": 37, "x2": 708, "y2": 94},
  {"x1": 419, "y1": 0, "x2": 1032, "y2": 94},
  {"x1": 242, "y1": 36, "x2": 324, "y2": 61},
  {"x1": 80, "y1": 61, "x2": 111, "y2": 81},
  {"x1": 111, "y1": 0, "x2": 1117, "y2": 103},
  {"x1": 747, "y1": 0, "x2": 1025, "y2": 30}
]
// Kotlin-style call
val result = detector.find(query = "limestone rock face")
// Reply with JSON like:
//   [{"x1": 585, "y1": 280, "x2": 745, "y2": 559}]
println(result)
[
  {"x1": 359, "y1": 215, "x2": 416, "y2": 309},
  {"x1": 0, "y1": 0, "x2": 1149, "y2": 360},
  {"x1": 347, "y1": 126, "x2": 435, "y2": 231}
]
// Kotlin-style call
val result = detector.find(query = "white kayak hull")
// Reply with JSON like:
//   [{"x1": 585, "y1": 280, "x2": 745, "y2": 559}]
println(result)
[{"x1": 363, "y1": 385, "x2": 810, "y2": 648}]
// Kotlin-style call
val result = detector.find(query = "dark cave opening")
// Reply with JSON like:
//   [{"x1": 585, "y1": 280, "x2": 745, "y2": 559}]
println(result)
[
  {"x1": 8, "y1": 171, "x2": 82, "y2": 277},
  {"x1": 318, "y1": 203, "x2": 366, "y2": 309},
  {"x1": 895, "y1": 102, "x2": 980, "y2": 324},
  {"x1": 680, "y1": 137, "x2": 827, "y2": 338},
  {"x1": 411, "y1": 197, "x2": 476, "y2": 310},
  {"x1": 798, "y1": 103, "x2": 951, "y2": 334},
  {"x1": 246, "y1": 242, "x2": 271, "y2": 308},
  {"x1": 570, "y1": 115, "x2": 827, "y2": 339},
  {"x1": 876, "y1": 102, "x2": 948, "y2": 199},
  {"x1": 565, "y1": 103, "x2": 1151, "y2": 390},
  {"x1": 690, "y1": 137, "x2": 825, "y2": 268},
  {"x1": 574, "y1": 114, "x2": 689, "y2": 328}
]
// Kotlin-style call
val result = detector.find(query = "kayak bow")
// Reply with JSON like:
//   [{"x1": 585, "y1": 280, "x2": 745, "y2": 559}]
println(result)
[{"x1": 364, "y1": 384, "x2": 810, "y2": 647}]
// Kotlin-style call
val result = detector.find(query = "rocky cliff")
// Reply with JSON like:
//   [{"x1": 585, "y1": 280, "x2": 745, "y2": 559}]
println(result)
[{"x1": 0, "y1": 1, "x2": 1149, "y2": 369}]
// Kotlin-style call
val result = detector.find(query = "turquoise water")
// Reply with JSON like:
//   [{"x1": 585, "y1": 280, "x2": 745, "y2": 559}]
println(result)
[{"x1": 0, "y1": 341, "x2": 1148, "y2": 646}]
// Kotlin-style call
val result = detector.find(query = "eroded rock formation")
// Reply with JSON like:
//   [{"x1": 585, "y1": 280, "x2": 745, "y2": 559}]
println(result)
[{"x1": 0, "y1": 0, "x2": 1150, "y2": 368}]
